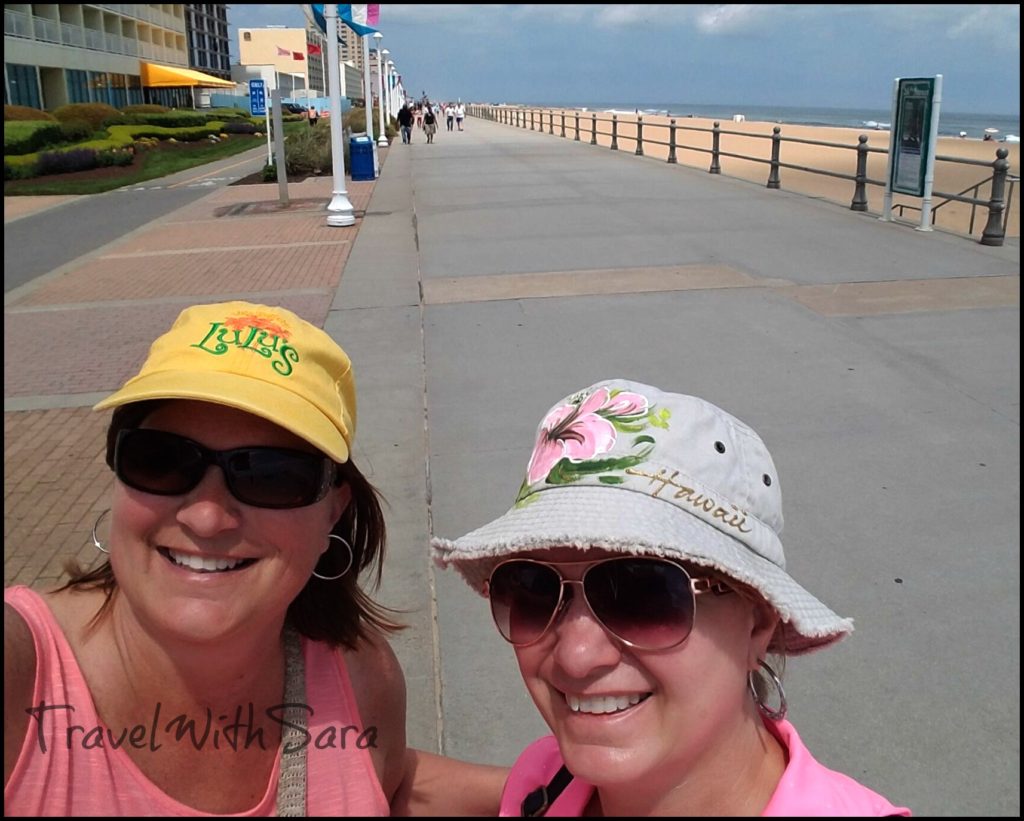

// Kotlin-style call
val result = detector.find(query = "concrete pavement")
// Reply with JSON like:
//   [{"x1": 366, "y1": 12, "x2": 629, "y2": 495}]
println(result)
[{"x1": 5, "y1": 115, "x2": 1020, "y2": 816}]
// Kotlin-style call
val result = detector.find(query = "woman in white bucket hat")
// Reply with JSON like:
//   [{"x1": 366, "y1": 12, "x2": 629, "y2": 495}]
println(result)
[{"x1": 434, "y1": 379, "x2": 910, "y2": 817}]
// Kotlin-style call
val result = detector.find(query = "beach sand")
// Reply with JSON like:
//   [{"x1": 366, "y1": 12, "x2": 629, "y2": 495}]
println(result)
[{"x1": 534, "y1": 109, "x2": 1020, "y2": 240}]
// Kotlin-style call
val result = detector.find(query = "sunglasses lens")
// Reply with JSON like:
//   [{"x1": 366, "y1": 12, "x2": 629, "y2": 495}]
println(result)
[
  {"x1": 115, "y1": 430, "x2": 331, "y2": 509},
  {"x1": 223, "y1": 449, "x2": 327, "y2": 509},
  {"x1": 489, "y1": 561, "x2": 563, "y2": 645},
  {"x1": 116, "y1": 429, "x2": 204, "y2": 496},
  {"x1": 584, "y1": 559, "x2": 695, "y2": 650}
]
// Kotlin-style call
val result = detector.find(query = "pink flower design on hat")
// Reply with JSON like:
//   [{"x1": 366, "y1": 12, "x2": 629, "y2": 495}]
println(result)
[{"x1": 527, "y1": 387, "x2": 649, "y2": 485}]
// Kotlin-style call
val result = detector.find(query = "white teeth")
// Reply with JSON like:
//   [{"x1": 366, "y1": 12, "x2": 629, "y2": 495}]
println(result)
[
  {"x1": 567, "y1": 693, "x2": 646, "y2": 714},
  {"x1": 167, "y1": 549, "x2": 246, "y2": 573}
]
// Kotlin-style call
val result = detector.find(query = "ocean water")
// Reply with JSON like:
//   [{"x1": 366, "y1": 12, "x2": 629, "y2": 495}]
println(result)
[{"x1": 533, "y1": 102, "x2": 1020, "y2": 141}]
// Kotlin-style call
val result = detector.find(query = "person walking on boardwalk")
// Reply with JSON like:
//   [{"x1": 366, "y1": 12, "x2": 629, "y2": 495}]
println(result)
[
  {"x1": 397, "y1": 103, "x2": 414, "y2": 144},
  {"x1": 423, "y1": 104, "x2": 438, "y2": 144}
]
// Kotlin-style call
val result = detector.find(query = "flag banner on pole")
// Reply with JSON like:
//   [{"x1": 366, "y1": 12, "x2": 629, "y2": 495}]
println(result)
[
  {"x1": 305, "y1": 5, "x2": 380, "y2": 40},
  {"x1": 276, "y1": 45, "x2": 291, "y2": 56},
  {"x1": 338, "y1": 4, "x2": 380, "y2": 36},
  {"x1": 308, "y1": 43, "x2": 323, "y2": 56},
  {"x1": 293, "y1": 51, "x2": 305, "y2": 60}
]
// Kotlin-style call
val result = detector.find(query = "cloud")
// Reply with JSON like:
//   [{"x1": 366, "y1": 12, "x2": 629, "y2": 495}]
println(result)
[
  {"x1": 946, "y1": 4, "x2": 1020, "y2": 50},
  {"x1": 695, "y1": 4, "x2": 767, "y2": 34}
]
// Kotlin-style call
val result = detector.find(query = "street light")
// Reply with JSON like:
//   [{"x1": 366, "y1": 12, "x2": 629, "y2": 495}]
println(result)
[
  {"x1": 324, "y1": 4, "x2": 354, "y2": 226},
  {"x1": 359, "y1": 31, "x2": 378, "y2": 176},
  {"x1": 372, "y1": 32, "x2": 388, "y2": 148},
  {"x1": 386, "y1": 61, "x2": 396, "y2": 120},
  {"x1": 377, "y1": 49, "x2": 389, "y2": 146}
]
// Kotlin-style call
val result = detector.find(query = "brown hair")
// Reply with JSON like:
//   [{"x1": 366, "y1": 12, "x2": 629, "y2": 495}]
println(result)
[{"x1": 59, "y1": 400, "x2": 403, "y2": 648}]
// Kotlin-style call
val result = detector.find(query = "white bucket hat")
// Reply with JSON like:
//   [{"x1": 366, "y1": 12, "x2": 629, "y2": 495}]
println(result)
[{"x1": 432, "y1": 378, "x2": 853, "y2": 655}]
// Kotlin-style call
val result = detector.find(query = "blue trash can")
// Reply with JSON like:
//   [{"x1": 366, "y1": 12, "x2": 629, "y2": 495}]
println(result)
[{"x1": 349, "y1": 135, "x2": 375, "y2": 181}]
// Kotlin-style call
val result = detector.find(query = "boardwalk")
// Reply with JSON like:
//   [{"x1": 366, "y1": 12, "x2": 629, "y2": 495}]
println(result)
[{"x1": 4, "y1": 115, "x2": 1019, "y2": 816}]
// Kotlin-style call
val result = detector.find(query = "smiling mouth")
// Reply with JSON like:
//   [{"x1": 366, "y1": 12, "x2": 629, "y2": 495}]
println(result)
[
  {"x1": 565, "y1": 692, "x2": 652, "y2": 715},
  {"x1": 159, "y1": 547, "x2": 257, "y2": 574}
]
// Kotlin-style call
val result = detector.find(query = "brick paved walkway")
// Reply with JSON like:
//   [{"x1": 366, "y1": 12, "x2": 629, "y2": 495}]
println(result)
[{"x1": 4, "y1": 162, "x2": 383, "y2": 590}]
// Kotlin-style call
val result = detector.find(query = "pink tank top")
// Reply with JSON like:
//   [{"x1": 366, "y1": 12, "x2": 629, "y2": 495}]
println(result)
[{"x1": 4, "y1": 586, "x2": 390, "y2": 816}]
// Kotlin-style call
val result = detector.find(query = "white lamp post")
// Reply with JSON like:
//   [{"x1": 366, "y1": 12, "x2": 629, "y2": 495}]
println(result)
[
  {"x1": 324, "y1": 5, "x2": 354, "y2": 226},
  {"x1": 377, "y1": 49, "x2": 389, "y2": 146},
  {"x1": 372, "y1": 33, "x2": 387, "y2": 147},
  {"x1": 360, "y1": 33, "x2": 378, "y2": 177},
  {"x1": 386, "y1": 61, "x2": 396, "y2": 120}
]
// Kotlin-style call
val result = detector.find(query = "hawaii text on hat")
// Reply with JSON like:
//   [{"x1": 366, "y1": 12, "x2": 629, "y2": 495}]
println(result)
[
  {"x1": 433, "y1": 378, "x2": 854, "y2": 654},
  {"x1": 94, "y1": 301, "x2": 356, "y2": 462}
]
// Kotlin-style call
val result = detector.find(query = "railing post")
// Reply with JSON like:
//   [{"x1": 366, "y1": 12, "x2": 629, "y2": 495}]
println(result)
[
  {"x1": 530, "y1": 110, "x2": 534, "y2": 131},
  {"x1": 549, "y1": 111, "x2": 554, "y2": 135},
  {"x1": 850, "y1": 134, "x2": 869, "y2": 211},
  {"x1": 635, "y1": 115, "x2": 644, "y2": 156},
  {"x1": 980, "y1": 148, "x2": 1009, "y2": 246},
  {"x1": 574, "y1": 112, "x2": 580, "y2": 141},
  {"x1": 668, "y1": 118, "x2": 677, "y2": 164},
  {"x1": 591, "y1": 113, "x2": 597, "y2": 145},
  {"x1": 767, "y1": 126, "x2": 781, "y2": 188},
  {"x1": 709, "y1": 122, "x2": 721, "y2": 174},
  {"x1": 611, "y1": 115, "x2": 618, "y2": 150},
  {"x1": 560, "y1": 112, "x2": 566, "y2": 137}
]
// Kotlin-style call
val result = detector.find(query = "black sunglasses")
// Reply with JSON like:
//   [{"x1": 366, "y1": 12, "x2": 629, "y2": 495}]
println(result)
[
  {"x1": 486, "y1": 557, "x2": 733, "y2": 651},
  {"x1": 113, "y1": 428, "x2": 336, "y2": 509}
]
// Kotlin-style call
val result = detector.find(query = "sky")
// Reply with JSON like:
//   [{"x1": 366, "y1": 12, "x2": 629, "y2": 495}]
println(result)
[{"x1": 226, "y1": 4, "x2": 1020, "y2": 115}]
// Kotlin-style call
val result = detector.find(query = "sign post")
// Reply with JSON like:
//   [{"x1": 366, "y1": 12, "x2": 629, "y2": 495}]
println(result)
[
  {"x1": 249, "y1": 78, "x2": 272, "y2": 167},
  {"x1": 882, "y1": 75, "x2": 942, "y2": 231}
]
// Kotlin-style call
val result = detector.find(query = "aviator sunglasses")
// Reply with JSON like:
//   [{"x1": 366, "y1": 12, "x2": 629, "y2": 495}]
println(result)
[
  {"x1": 113, "y1": 428, "x2": 337, "y2": 510},
  {"x1": 486, "y1": 556, "x2": 734, "y2": 651}
]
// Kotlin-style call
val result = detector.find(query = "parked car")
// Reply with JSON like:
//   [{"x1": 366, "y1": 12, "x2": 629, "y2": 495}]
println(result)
[{"x1": 283, "y1": 103, "x2": 308, "y2": 116}]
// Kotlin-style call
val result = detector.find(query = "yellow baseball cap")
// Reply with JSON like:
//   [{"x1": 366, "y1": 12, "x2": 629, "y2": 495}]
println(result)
[{"x1": 94, "y1": 301, "x2": 356, "y2": 462}]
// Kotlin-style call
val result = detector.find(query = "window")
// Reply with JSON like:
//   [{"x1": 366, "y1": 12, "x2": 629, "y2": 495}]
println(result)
[{"x1": 6, "y1": 63, "x2": 41, "y2": 109}]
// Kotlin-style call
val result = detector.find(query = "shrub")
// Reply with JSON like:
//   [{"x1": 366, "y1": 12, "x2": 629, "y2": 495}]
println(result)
[
  {"x1": 4, "y1": 105, "x2": 56, "y2": 122},
  {"x1": 206, "y1": 107, "x2": 251, "y2": 121},
  {"x1": 222, "y1": 121, "x2": 257, "y2": 135},
  {"x1": 96, "y1": 148, "x2": 134, "y2": 168},
  {"x1": 52, "y1": 102, "x2": 120, "y2": 132},
  {"x1": 122, "y1": 104, "x2": 169, "y2": 114},
  {"x1": 59, "y1": 120, "x2": 94, "y2": 144},
  {"x1": 121, "y1": 112, "x2": 207, "y2": 128},
  {"x1": 343, "y1": 106, "x2": 369, "y2": 134},
  {"x1": 36, "y1": 147, "x2": 99, "y2": 176},
  {"x1": 283, "y1": 121, "x2": 332, "y2": 175},
  {"x1": 4, "y1": 160, "x2": 39, "y2": 181},
  {"x1": 4, "y1": 121, "x2": 65, "y2": 155}
]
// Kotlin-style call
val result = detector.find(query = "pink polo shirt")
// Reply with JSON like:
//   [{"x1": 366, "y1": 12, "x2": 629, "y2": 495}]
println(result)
[{"x1": 499, "y1": 721, "x2": 910, "y2": 816}]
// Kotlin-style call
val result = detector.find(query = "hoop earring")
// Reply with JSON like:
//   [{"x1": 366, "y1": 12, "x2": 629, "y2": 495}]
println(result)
[
  {"x1": 748, "y1": 658, "x2": 788, "y2": 721},
  {"x1": 311, "y1": 535, "x2": 354, "y2": 581},
  {"x1": 91, "y1": 509, "x2": 111, "y2": 554}
]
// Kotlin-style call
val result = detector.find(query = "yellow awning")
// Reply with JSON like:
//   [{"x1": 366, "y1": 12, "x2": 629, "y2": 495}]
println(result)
[{"x1": 140, "y1": 62, "x2": 235, "y2": 88}]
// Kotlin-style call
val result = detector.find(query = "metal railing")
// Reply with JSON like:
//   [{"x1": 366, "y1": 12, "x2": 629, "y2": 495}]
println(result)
[
  {"x1": 471, "y1": 105, "x2": 1017, "y2": 247},
  {"x1": 897, "y1": 174, "x2": 1018, "y2": 238}
]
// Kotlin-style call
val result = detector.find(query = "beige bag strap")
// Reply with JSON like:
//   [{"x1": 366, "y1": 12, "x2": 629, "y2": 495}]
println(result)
[{"x1": 275, "y1": 626, "x2": 307, "y2": 817}]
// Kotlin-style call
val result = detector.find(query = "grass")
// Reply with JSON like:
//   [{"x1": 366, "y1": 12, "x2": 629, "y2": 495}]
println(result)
[{"x1": 4, "y1": 134, "x2": 267, "y2": 196}]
